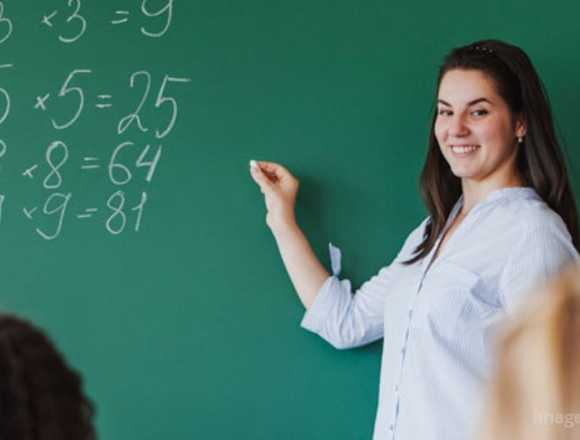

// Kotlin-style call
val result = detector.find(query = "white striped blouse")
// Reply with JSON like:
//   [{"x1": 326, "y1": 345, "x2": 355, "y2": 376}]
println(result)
[{"x1": 300, "y1": 187, "x2": 579, "y2": 440}]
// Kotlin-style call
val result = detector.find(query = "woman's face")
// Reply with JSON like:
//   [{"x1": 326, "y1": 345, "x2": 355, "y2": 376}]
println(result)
[{"x1": 434, "y1": 69, "x2": 526, "y2": 187}]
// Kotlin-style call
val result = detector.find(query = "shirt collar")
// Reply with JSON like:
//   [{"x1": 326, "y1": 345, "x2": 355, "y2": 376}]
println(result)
[{"x1": 452, "y1": 186, "x2": 540, "y2": 219}]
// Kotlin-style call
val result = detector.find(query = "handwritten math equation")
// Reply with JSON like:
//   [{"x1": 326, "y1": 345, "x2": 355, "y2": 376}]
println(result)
[
  {"x1": 0, "y1": 0, "x2": 190, "y2": 240},
  {"x1": 0, "y1": 0, "x2": 174, "y2": 45}
]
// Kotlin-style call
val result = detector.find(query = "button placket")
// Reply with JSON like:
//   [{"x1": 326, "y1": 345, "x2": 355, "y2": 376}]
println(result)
[
  {"x1": 388, "y1": 250, "x2": 436, "y2": 438},
  {"x1": 388, "y1": 288, "x2": 421, "y2": 437}
]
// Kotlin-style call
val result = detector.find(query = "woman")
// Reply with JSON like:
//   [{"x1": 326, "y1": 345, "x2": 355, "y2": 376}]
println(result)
[
  {"x1": 0, "y1": 314, "x2": 96, "y2": 440},
  {"x1": 249, "y1": 39, "x2": 580, "y2": 440},
  {"x1": 478, "y1": 264, "x2": 580, "y2": 440}
]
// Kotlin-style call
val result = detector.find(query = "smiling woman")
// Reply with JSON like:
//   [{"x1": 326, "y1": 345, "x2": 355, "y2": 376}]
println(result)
[
  {"x1": 412, "y1": 40, "x2": 579, "y2": 265},
  {"x1": 250, "y1": 39, "x2": 580, "y2": 440}
]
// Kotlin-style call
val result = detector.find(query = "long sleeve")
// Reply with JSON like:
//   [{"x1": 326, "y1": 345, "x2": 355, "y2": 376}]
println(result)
[{"x1": 300, "y1": 221, "x2": 426, "y2": 350}]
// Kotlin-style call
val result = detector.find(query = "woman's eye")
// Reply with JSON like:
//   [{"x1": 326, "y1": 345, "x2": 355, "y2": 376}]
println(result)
[{"x1": 437, "y1": 109, "x2": 488, "y2": 117}]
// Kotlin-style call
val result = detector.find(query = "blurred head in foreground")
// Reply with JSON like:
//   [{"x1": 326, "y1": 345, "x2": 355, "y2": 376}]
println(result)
[
  {"x1": 479, "y1": 264, "x2": 580, "y2": 440},
  {"x1": 0, "y1": 314, "x2": 95, "y2": 440}
]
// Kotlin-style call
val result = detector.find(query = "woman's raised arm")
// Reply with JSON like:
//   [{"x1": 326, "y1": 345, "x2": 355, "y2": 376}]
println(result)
[{"x1": 249, "y1": 160, "x2": 329, "y2": 309}]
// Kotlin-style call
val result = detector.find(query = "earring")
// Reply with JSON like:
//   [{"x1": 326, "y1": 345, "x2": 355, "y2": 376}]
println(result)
[{"x1": 517, "y1": 136, "x2": 524, "y2": 144}]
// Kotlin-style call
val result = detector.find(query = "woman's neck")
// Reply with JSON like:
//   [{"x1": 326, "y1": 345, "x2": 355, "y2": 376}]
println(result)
[{"x1": 460, "y1": 173, "x2": 524, "y2": 214}]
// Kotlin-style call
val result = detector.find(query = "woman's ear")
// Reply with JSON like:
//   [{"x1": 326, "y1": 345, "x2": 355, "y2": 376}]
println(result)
[{"x1": 515, "y1": 113, "x2": 527, "y2": 138}]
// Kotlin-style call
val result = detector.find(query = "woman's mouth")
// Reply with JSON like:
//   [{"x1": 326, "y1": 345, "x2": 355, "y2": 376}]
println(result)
[{"x1": 449, "y1": 144, "x2": 481, "y2": 156}]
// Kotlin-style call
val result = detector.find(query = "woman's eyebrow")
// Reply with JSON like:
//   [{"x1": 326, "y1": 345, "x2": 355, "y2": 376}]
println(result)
[{"x1": 437, "y1": 98, "x2": 493, "y2": 107}]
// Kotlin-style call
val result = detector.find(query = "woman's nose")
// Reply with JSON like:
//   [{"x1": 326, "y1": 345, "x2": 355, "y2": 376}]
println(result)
[{"x1": 448, "y1": 114, "x2": 470, "y2": 137}]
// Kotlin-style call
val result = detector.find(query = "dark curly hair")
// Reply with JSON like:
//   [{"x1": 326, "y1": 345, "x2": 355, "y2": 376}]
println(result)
[{"x1": 0, "y1": 314, "x2": 96, "y2": 440}]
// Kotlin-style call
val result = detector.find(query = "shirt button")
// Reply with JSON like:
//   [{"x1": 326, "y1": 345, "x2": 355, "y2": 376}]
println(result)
[
  {"x1": 389, "y1": 424, "x2": 394, "y2": 431},
  {"x1": 394, "y1": 385, "x2": 399, "y2": 392}
]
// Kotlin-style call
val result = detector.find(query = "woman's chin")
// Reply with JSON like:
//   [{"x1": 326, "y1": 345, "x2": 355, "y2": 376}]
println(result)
[{"x1": 450, "y1": 167, "x2": 476, "y2": 179}]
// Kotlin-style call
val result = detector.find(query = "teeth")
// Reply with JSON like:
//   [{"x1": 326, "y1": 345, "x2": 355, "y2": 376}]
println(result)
[{"x1": 451, "y1": 145, "x2": 479, "y2": 153}]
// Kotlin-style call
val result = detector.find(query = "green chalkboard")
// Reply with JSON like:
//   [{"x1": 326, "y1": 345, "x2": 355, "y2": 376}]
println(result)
[{"x1": 1, "y1": 0, "x2": 578, "y2": 438}]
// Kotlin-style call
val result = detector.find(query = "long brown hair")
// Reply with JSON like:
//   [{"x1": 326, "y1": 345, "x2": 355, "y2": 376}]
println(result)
[{"x1": 405, "y1": 39, "x2": 579, "y2": 265}]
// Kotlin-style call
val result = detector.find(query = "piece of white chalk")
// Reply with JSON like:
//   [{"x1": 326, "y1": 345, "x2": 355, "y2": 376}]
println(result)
[{"x1": 249, "y1": 160, "x2": 258, "y2": 169}]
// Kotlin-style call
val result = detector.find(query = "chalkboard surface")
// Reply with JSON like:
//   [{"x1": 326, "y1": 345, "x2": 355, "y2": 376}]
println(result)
[{"x1": 1, "y1": 1, "x2": 578, "y2": 438}]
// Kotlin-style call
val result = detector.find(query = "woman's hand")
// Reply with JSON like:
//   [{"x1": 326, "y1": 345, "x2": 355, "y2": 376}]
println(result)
[{"x1": 249, "y1": 160, "x2": 300, "y2": 233}]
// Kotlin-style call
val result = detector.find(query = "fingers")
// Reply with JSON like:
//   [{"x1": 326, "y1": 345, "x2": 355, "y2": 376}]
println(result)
[
  {"x1": 249, "y1": 161, "x2": 274, "y2": 193},
  {"x1": 250, "y1": 160, "x2": 279, "y2": 183},
  {"x1": 254, "y1": 160, "x2": 292, "y2": 181},
  {"x1": 249, "y1": 159, "x2": 299, "y2": 197}
]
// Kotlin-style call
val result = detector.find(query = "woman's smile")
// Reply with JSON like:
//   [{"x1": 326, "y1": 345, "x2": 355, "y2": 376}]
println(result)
[{"x1": 448, "y1": 144, "x2": 481, "y2": 156}]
